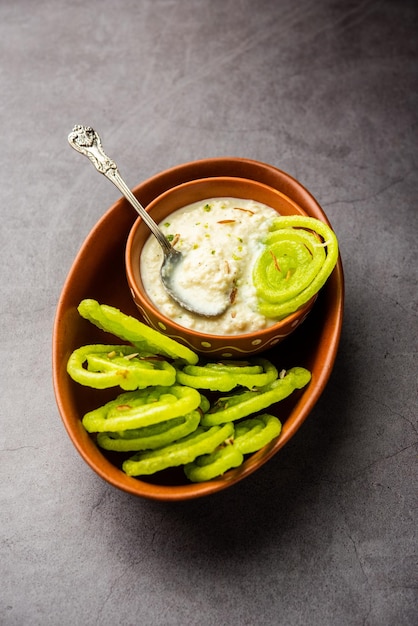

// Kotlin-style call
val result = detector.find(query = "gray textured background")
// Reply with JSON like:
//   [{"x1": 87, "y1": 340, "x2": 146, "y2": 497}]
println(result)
[{"x1": 1, "y1": 1, "x2": 417, "y2": 625}]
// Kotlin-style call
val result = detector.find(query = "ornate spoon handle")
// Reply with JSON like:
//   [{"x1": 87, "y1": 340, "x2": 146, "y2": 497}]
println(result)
[
  {"x1": 68, "y1": 125, "x2": 172, "y2": 254},
  {"x1": 68, "y1": 125, "x2": 117, "y2": 174}
]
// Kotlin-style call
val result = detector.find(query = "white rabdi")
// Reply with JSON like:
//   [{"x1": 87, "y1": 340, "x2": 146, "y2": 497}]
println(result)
[{"x1": 140, "y1": 197, "x2": 280, "y2": 335}]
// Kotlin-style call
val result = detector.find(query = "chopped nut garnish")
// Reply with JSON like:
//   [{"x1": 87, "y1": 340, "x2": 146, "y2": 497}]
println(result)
[
  {"x1": 124, "y1": 352, "x2": 139, "y2": 360},
  {"x1": 233, "y1": 207, "x2": 255, "y2": 215},
  {"x1": 172, "y1": 233, "x2": 180, "y2": 246},
  {"x1": 217, "y1": 219, "x2": 236, "y2": 224},
  {"x1": 107, "y1": 350, "x2": 117, "y2": 358},
  {"x1": 229, "y1": 286, "x2": 238, "y2": 304},
  {"x1": 116, "y1": 404, "x2": 132, "y2": 410}
]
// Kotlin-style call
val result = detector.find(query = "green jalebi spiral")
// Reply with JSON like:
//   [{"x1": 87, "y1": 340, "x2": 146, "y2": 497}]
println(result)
[
  {"x1": 201, "y1": 367, "x2": 311, "y2": 426},
  {"x1": 253, "y1": 216, "x2": 339, "y2": 319},
  {"x1": 77, "y1": 299, "x2": 198, "y2": 364},
  {"x1": 96, "y1": 411, "x2": 201, "y2": 452},
  {"x1": 82, "y1": 385, "x2": 201, "y2": 433},
  {"x1": 184, "y1": 444, "x2": 243, "y2": 482},
  {"x1": 67, "y1": 344, "x2": 176, "y2": 390},
  {"x1": 175, "y1": 358, "x2": 278, "y2": 391},
  {"x1": 123, "y1": 423, "x2": 234, "y2": 476}
]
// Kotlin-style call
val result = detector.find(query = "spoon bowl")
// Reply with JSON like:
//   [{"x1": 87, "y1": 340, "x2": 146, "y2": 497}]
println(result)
[{"x1": 160, "y1": 247, "x2": 229, "y2": 317}]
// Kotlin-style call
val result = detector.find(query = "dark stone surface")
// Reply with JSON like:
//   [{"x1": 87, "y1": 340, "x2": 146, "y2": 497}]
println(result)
[{"x1": 1, "y1": 1, "x2": 416, "y2": 624}]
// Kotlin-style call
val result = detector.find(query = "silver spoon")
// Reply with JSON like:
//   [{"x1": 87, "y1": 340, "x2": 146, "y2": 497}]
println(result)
[{"x1": 68, "y1": 125, "x2": 228, "y2": 318}]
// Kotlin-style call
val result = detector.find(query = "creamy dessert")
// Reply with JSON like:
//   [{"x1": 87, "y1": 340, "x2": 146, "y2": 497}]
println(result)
[{"x1": 140, "y1": 197, "x2": 280, "y2": 335}]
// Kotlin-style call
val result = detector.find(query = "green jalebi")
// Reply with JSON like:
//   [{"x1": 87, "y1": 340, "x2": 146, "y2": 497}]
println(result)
[
  {"x1": 253, "y1": 215, "x2": 338, "y2": 319},
  {"x1": 82, "y1": 385, "x2": 201, "y2": 433},
  {"x1": 66, "y1": 299, "x2": 313, "y2": 483},
  {"x1": 78, "y1": 299, "x2": 198, "y2": 364},
  {"x1": 176, "y1": 358, "x2": 278, "y2": 391},
  {"x1": 67, "y1": 344, "x2": 176, "y2": 390},
  {"x1": 201, "y1": 367, "x2": 311, "y2": 426},
  {"x1": 184, "y1": 443, "x2": 243, "y2": 482},
  {"x1": 96, "y1": 411, "x2": 201, "y2": 452},
  {"x1": 123, "y1": 423, "x2": 234, "y2": 476},
  {"x1": 234, "y1": 414, "x2": 282, "y2": 454}
]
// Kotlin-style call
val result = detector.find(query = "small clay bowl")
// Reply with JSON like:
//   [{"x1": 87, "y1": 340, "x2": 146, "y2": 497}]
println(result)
[
  {"x1": 53, "y1": 157, "x2": 344, "y2": 501},
  {"x1": 126, "y1": 176, "x2": 316, "y2": 358}
]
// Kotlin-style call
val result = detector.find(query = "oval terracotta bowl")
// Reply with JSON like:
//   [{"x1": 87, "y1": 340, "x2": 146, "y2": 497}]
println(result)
[
  {"x1": 126, "y1": 176, "x2": 316, "y2": 358},
  {"x1": 52, "y1": 157, "x2": 344, "y2": 501}
]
